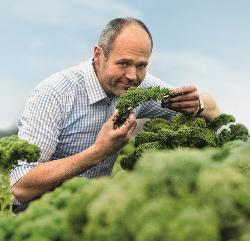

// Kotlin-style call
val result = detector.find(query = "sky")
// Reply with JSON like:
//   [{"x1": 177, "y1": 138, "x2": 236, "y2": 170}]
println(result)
[{"x1": 0, "y1": 0, "x2": 250, "y2": 131}]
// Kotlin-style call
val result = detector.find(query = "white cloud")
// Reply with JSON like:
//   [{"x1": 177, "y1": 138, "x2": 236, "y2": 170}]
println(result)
[
  {"x1": 149, "y1": 51, "x2": 250, "y2": 128},
  {"x1": 0, "y1": 75, "x2": 27, "y2": 131},
  {"x1": 0, "y1": 0, "x2": 143, "y2": 132},
  {"x1": 3, "y1": 0, "x2": 142, "y2": 29}
]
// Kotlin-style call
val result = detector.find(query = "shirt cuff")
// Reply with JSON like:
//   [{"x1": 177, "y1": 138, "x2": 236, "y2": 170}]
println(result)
[{"x1": 10, "y1": 161, "x2": 38, "y2": 206}]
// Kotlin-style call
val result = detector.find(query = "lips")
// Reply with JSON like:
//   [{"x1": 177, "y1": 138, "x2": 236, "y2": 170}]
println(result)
[
  {"x1": 122, "y1": 83, "x2": 132, "y2": 87},
  {"x1": 121, "y1": 82, "x2": 138, "y2": 88}
]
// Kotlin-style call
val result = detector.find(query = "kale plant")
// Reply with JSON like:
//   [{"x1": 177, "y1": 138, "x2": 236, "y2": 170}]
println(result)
[
  {"x1": 1, "y1": 143, "x2": 250, "y2": 241},
  {"x1": 120, "y1": 113, "x2": 249, "y2": 170},
  {"x1": 115, "y1": 86, "x2": 172, "y2": 126},
  {"x1": 0, "y1": 135, "x2": 40, "y2": 216}
]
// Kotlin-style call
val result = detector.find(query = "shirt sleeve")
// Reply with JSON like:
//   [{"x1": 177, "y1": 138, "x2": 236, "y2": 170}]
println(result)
[
  {"x1": 10, "y1": 83, "x2": 63, "y2": 188},
  {"x1": 136, "y1": 72, "x2": 177, "y2": 119}
]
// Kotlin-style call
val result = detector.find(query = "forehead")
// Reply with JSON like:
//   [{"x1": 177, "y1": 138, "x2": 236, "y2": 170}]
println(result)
[{"x1": 110, "y1": 24, "x2": 152, "y2": 60}]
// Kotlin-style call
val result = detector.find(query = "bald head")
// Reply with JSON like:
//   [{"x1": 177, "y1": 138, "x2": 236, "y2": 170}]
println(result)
[{"x1": 98, "y1": 17, "x2": 153, "y2": 58}]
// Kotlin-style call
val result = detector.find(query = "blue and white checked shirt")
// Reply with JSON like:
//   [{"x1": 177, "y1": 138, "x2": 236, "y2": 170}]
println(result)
[{"x1": 10, "y1": 58, "x2": 176, "y2": 205}]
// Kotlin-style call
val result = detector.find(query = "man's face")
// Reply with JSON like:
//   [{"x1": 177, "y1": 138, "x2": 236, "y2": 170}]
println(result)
[{"x1": 94, "y1": 24, "x2": 152, "y2": 97}]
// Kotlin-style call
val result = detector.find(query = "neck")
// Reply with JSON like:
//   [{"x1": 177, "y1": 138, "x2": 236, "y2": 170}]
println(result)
[{"x1": 92, "y1": 58, "x2": 113, "y2": 97}]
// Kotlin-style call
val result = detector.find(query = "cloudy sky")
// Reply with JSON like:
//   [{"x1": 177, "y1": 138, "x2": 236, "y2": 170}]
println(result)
[{"x1": 0, "y1": 0, "x2": 250, "y2": 131}]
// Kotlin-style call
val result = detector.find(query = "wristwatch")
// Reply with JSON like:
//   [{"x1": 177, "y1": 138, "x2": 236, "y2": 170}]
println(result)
[{"x1": 193, "y1": 97, "x2": 205, "y2": 116}]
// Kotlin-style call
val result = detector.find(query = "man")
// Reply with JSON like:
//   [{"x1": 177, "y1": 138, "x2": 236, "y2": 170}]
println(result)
[{"x1": 11, "y1": 17, "x2": 220, "y2": 209}]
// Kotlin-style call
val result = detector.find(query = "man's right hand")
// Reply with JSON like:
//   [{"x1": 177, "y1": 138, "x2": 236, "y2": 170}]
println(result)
[
  {"x1": 94, "y1": 110, "x2": 137, "y2": 158},
  {"x1": 11, "y1": 111, "x2": 137, "y2": 204}
]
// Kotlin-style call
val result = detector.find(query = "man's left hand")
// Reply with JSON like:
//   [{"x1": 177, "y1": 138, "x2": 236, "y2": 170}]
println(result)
[{"x1": 161, "y1": 84, "x2": 204, "y2": 116}]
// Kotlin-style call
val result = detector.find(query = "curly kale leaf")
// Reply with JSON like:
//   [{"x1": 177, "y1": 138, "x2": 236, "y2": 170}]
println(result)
[
  {"x1": 115, "y1": 86, "x2": 172, "y2": 126},
  {"x1": 0, "y1": 135, "x2": 40, "y2": 216},
  {"x1": 121, "y1": 113, "x2": 249, "y2": 171},
  {"x1": 0, "y1": 135, "x2": 40, "y2": 169},
  {"x1": 120, "y1": 142, "x2": 163, "y2": 170},
  {"x1": 207, "y1": 114, "x2": 236, "y2": 131},
  {"x1": 216, "y1": 123, "x2": 249, "y2": 146}
]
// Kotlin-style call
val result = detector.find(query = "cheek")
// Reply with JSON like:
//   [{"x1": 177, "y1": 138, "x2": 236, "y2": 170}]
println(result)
[
  {"x1": 109, "y1": 69, "x2": 125, "y2": 85},
  {"x1": 137, "y1": 71, "x2": 146, "y2": 82},
  {"x1": 112, "y1": 67, "x2": 125, "y2": 78}
]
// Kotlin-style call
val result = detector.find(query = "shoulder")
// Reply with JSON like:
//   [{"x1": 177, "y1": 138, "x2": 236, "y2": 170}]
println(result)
[
  {"x1": 140, "y1": 72, "x2": 174, "y2": 89},
  {"x1": 23, "y1": 62, "x2": 88, "y2": 114},
  {"x1": 37, "y1": 62, "x2": 87, "y2": 97}
]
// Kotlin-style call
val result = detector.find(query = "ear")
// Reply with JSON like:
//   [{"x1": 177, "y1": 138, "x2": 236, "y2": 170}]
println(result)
[{"x1": 93, "y1": 46, "x2": 103, "y2": 65}]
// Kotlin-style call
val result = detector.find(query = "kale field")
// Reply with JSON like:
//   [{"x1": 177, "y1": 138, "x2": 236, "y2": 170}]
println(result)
[{"x1": 0, "y1": 87, "x2": 250, "y2": 240}]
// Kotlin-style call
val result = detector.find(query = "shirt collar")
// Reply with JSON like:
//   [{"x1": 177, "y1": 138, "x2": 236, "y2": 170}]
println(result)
[{"x1": 82, "y1": 58, "x2": 109, "y2": 105}]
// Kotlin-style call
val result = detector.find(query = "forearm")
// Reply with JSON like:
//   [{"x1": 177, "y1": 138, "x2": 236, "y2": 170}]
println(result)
[
  {"x1": 11, "y1": 144, "x2": 107, "y2": 203},
  {"x1": 200, "y1": 93, "x2": 220, "y2": 120},
  {"x1": 12, "y1": 111, "x2": 137, "y2": 204}
]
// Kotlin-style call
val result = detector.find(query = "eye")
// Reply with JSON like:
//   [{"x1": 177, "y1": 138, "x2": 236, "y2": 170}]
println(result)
[
  {"x1": 118, "y1": 62, "x2": 128, "y2": 68},
  {"x1": 136, "y1": 63, "x2": 147, "y2": 69}
]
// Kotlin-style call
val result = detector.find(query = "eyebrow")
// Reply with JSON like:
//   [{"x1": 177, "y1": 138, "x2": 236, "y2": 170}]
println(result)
[{"x1": 116, "y1": 59, "x2": 148, "y2": 65}]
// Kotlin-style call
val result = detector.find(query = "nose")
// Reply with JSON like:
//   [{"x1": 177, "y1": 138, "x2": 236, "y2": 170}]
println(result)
[{"x1": 125, "y1": 66, "x2": 137, "y2": 82}]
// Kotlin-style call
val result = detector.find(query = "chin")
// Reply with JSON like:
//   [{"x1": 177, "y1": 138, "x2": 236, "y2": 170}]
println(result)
[
  {"x1": 113, "y1": 85, "x2": 132, "y2": 97},
  {"x1": 115, "y1": 89, "x2": 126, "y2": 97}
]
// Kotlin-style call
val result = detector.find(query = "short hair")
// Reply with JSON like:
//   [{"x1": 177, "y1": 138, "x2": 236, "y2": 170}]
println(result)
[{"x1": 98, "y1": 17, "x2": 153, "y2": 58}]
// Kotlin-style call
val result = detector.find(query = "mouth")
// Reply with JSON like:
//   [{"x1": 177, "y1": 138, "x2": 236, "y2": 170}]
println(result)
[
  {"x1": 122, "y1": 83, "x2": 132, "y2": 88},
  {"x1": 120, "y1": 82, "x2": 138, "y2": 89}
]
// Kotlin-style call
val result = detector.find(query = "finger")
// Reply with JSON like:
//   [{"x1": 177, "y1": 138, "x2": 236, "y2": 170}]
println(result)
[
  {"x1": 110, "y1": 110, "x2": 120, "y2": 128},
  {"x1": 167, "y1": 100, "x2": 199, "y2": 109},
  {"x1": 179, "y1": 107, "x2": 197, "y2": 115},
  {"x1": 168, "y1": 92, "x2": 199, "y2": 103},
  {"x1": 171, "y1": 84, "x2": 197, "y2": 96},
  {"x1": 121, "y1": 112, "x2": 137, "y2": 131},
  {"x1": 126, "y1": 121, "x2": 137, "y2": 138},
  {"x1": 126, "y1": 112, "x2": 137, "y2": 125},
  {"x1": 111, "y1": 110, "x2": 119, "y2": 121}
]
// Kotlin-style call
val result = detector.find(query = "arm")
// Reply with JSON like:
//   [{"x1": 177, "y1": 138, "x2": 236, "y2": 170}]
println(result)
[
  {"x1": 11, "y1": 112, "x2": 137, "y2": 203},
  {"x1": 199, "y1": 92, "x2": 220, "y2": 120},
  {"x1": 161, "y1": 84, "x2": 220, "y2": 120}
]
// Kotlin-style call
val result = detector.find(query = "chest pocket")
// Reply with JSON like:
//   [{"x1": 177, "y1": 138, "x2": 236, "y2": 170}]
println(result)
[{"x1": 56, "y1": 101, "x2": 113, "y2": 157}]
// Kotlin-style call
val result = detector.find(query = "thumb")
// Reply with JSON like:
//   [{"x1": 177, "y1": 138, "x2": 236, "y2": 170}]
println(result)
[{"x1": 111, "y1": 110, "x2": 120, "y2": 128}]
